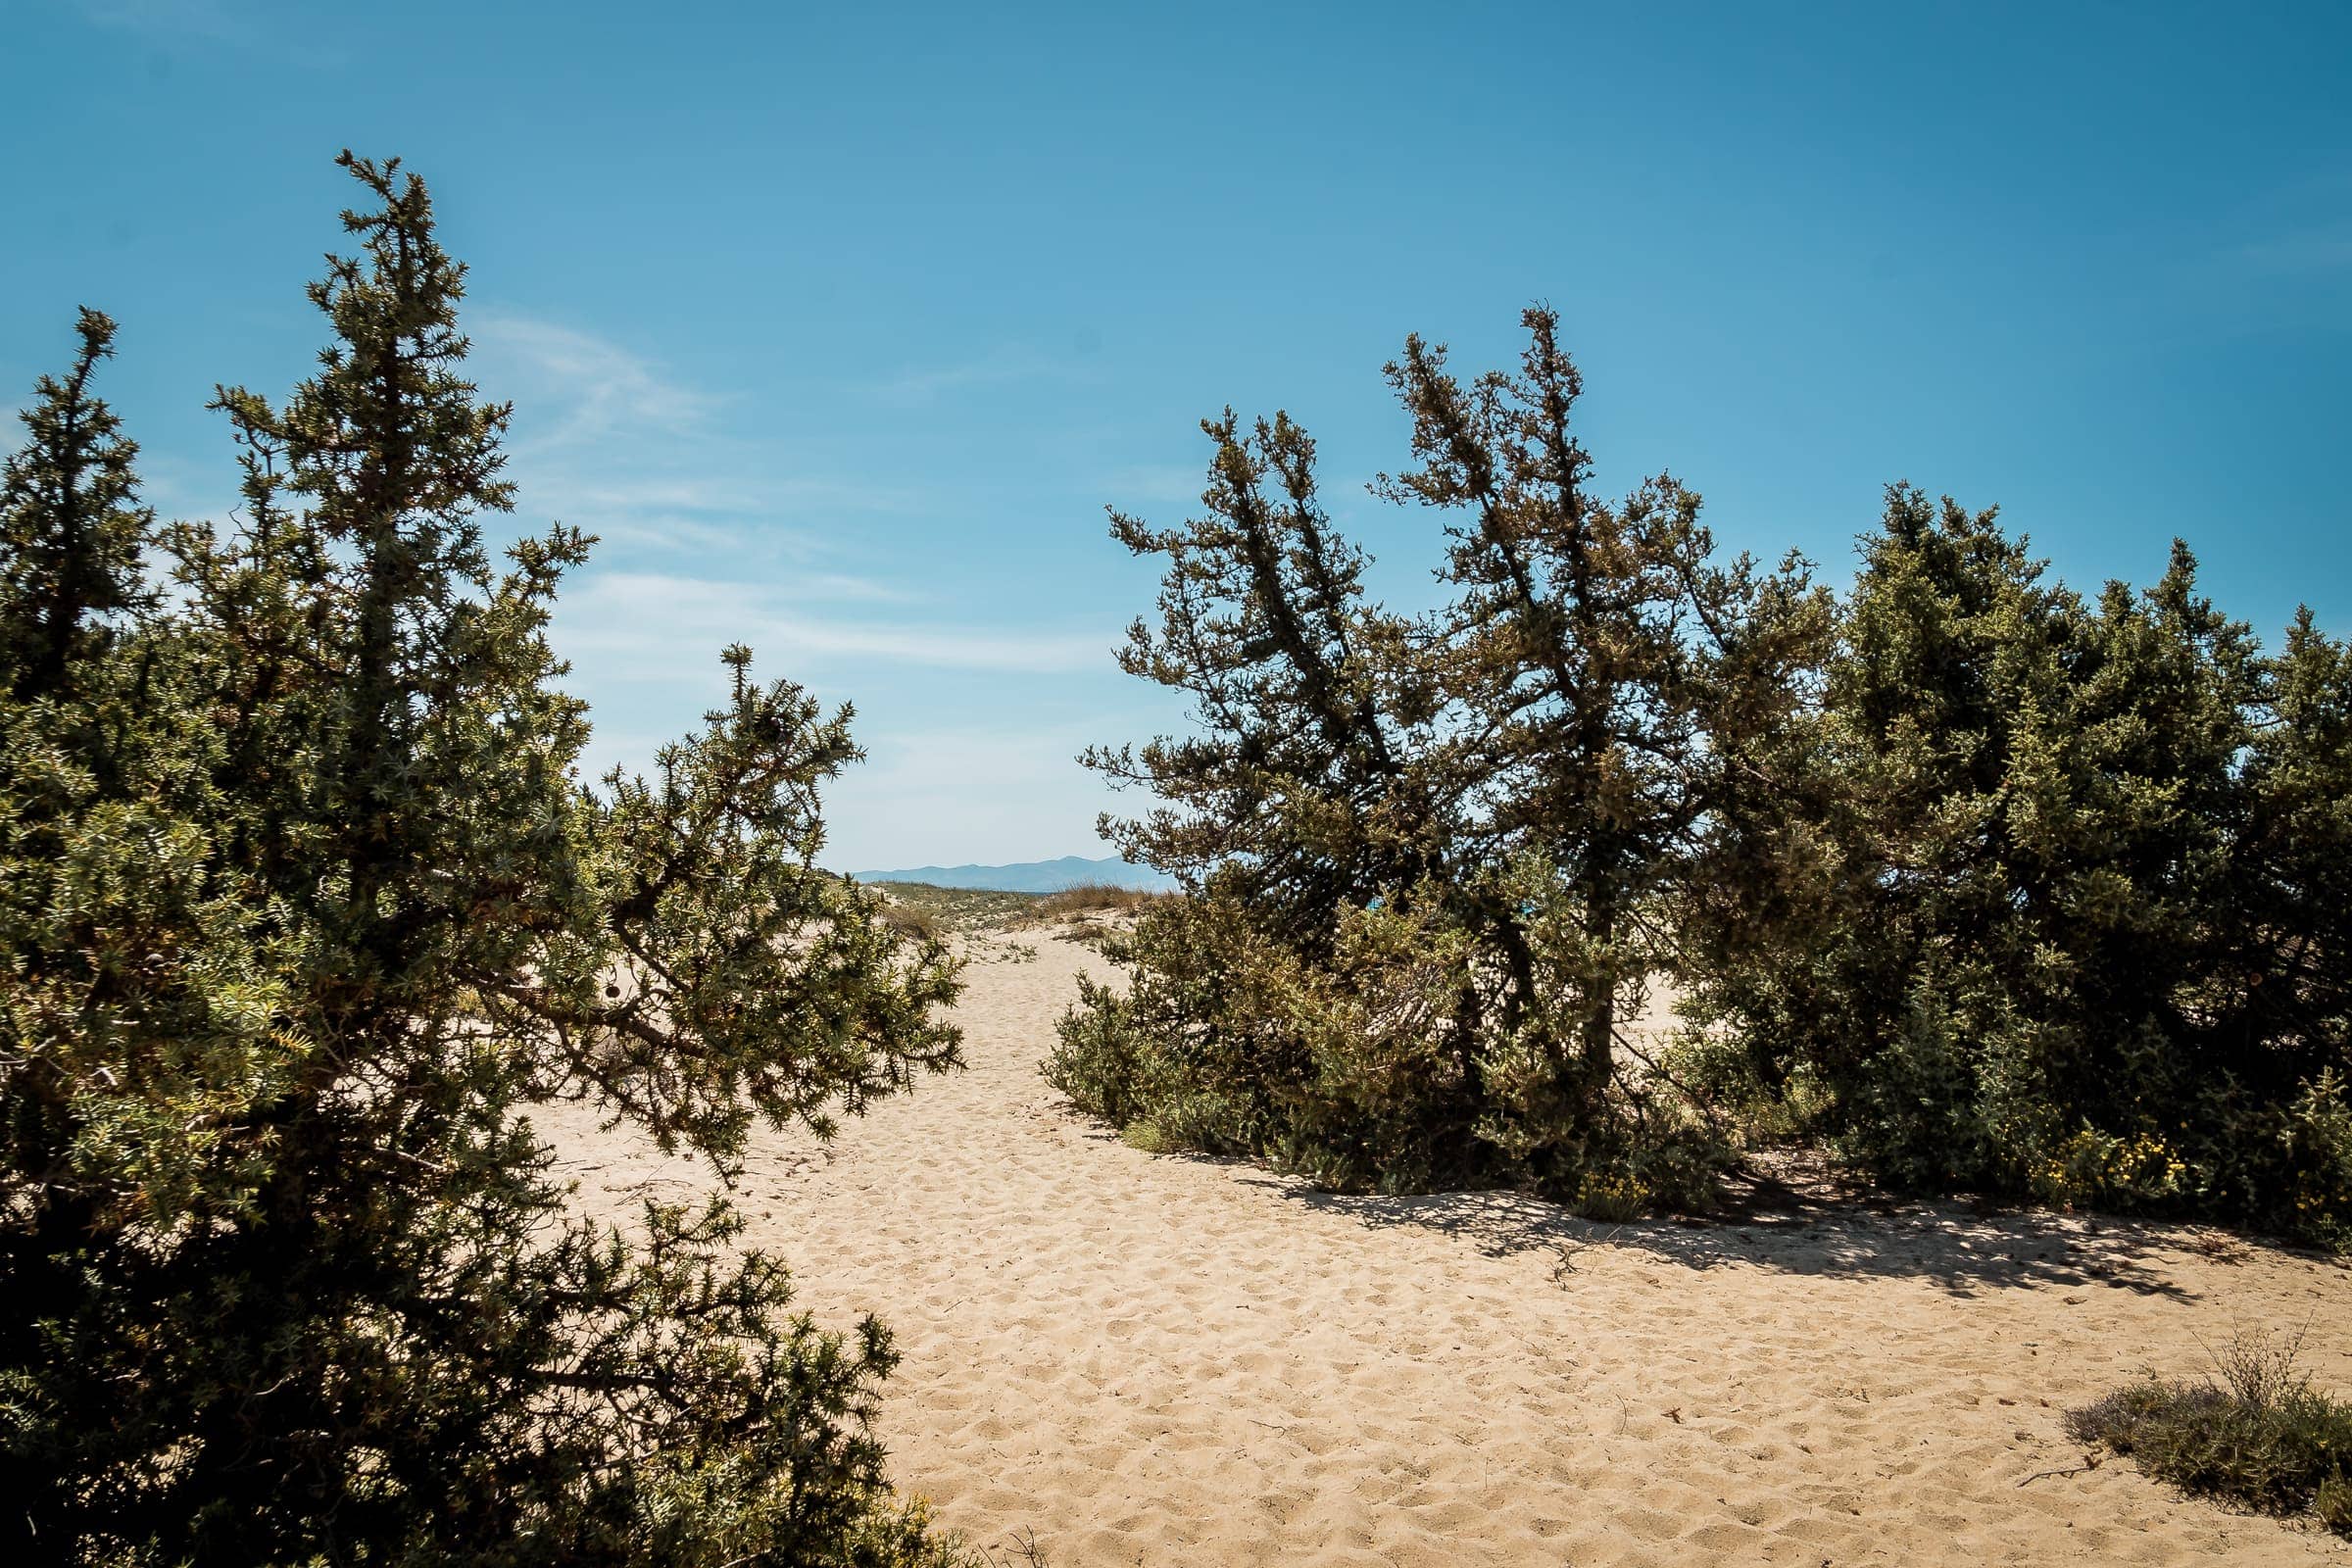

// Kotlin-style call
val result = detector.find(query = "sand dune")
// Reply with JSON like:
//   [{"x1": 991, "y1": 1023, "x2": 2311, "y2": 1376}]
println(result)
[{"x1": 543, "y1": 939, "x2": 2352, "y2": 1565}]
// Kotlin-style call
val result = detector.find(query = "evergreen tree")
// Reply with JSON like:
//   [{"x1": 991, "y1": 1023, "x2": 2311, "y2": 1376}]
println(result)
[
  {"x1": 1062, "y1": 319, "x2": 2351, "y2": 1239},
  {"x1": 1072, "y1": 409, "x2": 1461, "y2": 1184},
  {"x1": 1, "y1": 154, "x2": 966, "y2": 1566},
  {"x1": 1088, "y1": 409, "x2": 1435, "y2": 939},
  {"x1": 1379, "y1": 309, "x2": 1828, "y2": 1189},
  {"x1": 0, "y1": 309, "x2": 152, "y2": 704},
  {"x1": 2204, "y1": 603, "x2": 2352, "y2": 1238},
  {"x1": 1685, "y1": 487, "x2": 2352, "y2": 1235},
  {"x1": 1055, "y1": 309, "x2": 1828, "y2": 1203},
  {"x1": 2239, "y1": 608, "x2": 2352, "y2": 1090}
]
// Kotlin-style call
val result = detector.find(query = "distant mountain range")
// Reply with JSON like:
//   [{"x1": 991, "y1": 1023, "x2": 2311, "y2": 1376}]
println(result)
[{"x1": 851, "y1": 854, "x2": 1174, "y2": 894}]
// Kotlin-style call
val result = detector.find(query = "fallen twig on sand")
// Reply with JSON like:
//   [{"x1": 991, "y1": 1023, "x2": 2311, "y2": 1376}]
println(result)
[{"x1": 2017, "y1": 1455, "x2": 2101, "y2": 1487}]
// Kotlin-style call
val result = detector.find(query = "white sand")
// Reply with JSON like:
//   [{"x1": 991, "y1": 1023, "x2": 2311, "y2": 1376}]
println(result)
[{"x1": 545, "y1": 937, "x2": 2352, "y2": 1565}]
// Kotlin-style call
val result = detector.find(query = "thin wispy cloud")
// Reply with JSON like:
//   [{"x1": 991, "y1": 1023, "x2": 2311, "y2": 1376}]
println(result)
[
  {"x1": 795, "y1": 571, "x2": 922, "y2": 605},
  {"x1": 468, "y1": 318, "x2": 1132, "y2": 867},
  {"x1": 74, "y1": 0, "x2": 345, "y2": 65},
  {"x1": 473, "y1": 315, "x2": 717, "y2": 450},
  {"x1": 467, "y1": 312, "x2": 926, "y2": 553},
  {"x1": 2230, "y1": 228, "x2": 2352, "y2": 277},
  {"x1": 867, "y1": 348, "x2": 1096, "y2": 409},
  {"x1": 554, "y1": 572, "x2": 1110, "y2": 678},
  {"x1": 1100, "y1": 463, "x2": 1209, "y2": 507}
]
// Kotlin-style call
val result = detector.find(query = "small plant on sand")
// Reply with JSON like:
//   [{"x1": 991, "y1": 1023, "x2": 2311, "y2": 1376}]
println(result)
[
  {"x1": 971, "y1": 1529, "x2": 1051, "y2": 1568},
  {"x1": 1571, "y1": 1170, "x2": 1650, "y2": 1223},
  {"x1": 1044, "y1": 974, "x2": 1156, "y2": 1129},
  {"x1": 878, "y1": 898, "x2": 952, "y2": 946},
  {"x1": 2067, "y1": 1326, "x2": 2352, "y2": 1537}
]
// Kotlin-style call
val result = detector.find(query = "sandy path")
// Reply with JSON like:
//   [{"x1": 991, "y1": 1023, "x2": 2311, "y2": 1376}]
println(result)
[{"x1": 545, "y1": 939, "x2": 2352, "y2": 1566}]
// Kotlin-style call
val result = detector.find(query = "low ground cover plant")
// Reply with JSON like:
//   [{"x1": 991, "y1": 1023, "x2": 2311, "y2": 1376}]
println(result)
[
  {"x1": 2069, "y1": 1329, "x2": 2352, "y2": 1537},
  {"x1": 869, "y1": 881, "x2": 1045, "y2": 932}
]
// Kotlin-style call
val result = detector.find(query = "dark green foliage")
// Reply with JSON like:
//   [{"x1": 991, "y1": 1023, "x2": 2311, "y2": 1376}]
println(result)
[
  {"x1": 1070, "y1": 313, "x2": 2352, "y2": 1242},
  {"x1": 1065, "y1": 310, "x2": 1825, "y2": 1208},
  {"x1": 2069, "y1": 1332, "x2": 2352, "y2": 1537},
  {"x1": 1, "y1": 155, "x2": 966, "y2": 1566},
  {"x1": 1681, "y1": 487, "x2": 2352, "y2": 1239},
  {"x1": 0, "y1": 309, "x2": 154, "y2": 705}
]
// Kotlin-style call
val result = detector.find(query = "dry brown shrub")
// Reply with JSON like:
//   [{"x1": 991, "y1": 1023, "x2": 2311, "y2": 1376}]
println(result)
[
  {"x1": 1026, "y1": 881, "x2": 1164, "y2": 922},
  {"x1": 876, "y1": 901, "x2": 947, "y2": 945}
]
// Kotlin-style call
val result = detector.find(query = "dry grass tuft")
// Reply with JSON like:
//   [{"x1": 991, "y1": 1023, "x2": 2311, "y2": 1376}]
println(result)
[
  {"x1": 2187, "y1": 1228, "x2": 2253, "y2": 1265},
  {"x1": 861, "y1": 878, "x2": 1166, "y2": 954},
  {"x1": 968, "y1": 1529, "x2": 1050, "y2": 1567},
  {"x1": 1025, "y1": 881, "x2": 1166, "y2": 924},
  {"x1": 876, "y1": 900, "x2": 949, "y2": 945}
]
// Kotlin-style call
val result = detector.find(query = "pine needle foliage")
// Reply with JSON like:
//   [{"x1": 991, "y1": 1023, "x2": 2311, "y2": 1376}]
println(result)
[
  {"x1": 1, "y1": 154, "x2": 966, "y2": 1567},
  {"x1": 1056, "y1": 309, "x2": 1830, "y2": 1203}
]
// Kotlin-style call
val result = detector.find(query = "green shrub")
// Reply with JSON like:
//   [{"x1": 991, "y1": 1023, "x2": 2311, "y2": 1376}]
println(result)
[
  {"x1": 2319, "y1": 1473, "x2": 2352, "y2": 1535},
  {"x1": 1050, "y1": 893, "x2": 1732, "y2": 1214},
  {"x1": 1571, "y1": 1170, "x2": 1649, "y2": 1223},
  {"x1": 1623, "y1": 1112, "x2": 1739, "y2": 1213},
  {"x1": 2068, "y1": 1330, "x2": 2352, "y2": 1537},
  {"x1": 2027, "y1": 1125, "x2": 2192, "y2": 1212},
  {"x1": 2276, "y1": 1070, "x2": 2352, "y2": 1248},
  {"x1": 1043, "y1": 974, "x2": 1152, "y2": 1127},
  {"x1": 1138, "y1": 1089, "x2": 1261, "y2": 1157},
  {"x1": 1656, "y1": 1028, "x2": 1833, "y2": 1152},
  {"x1": 1684, "y1": 492, "x2": 2352, "y2": 1241}
]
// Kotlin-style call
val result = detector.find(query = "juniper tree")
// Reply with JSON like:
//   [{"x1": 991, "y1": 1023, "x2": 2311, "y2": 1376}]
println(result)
[
  {"x1": 1683, "y1": 487, "x2": 2352, "y2": 1232},
  {"x1": 2238, "y1": 609, "x2": 2352, "y2": 1068},
  {"x1": 1087, "y1": 409, "x2": 1436, "y2": 936},
  {"x1": 1, "y1": 154, "x2": 966, "y2": 1567},
  {"x1": 0, "y1": 310, "x2": 152, "y2": 705},
  {"x1": 1676, "y1": 489, "x2": 2101, "y2": 1184},
  {"x1": 2234, "y1": 609, "x2": 2352, "y2": 1240},
  {"x1": 0, "y1": 305, "x2": 213, "y2": 1556}
]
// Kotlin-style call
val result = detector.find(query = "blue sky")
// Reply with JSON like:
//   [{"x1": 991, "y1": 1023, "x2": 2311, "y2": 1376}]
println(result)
[{"x1": 5, "y1": 1, "x2": 2347, "y2": 870}]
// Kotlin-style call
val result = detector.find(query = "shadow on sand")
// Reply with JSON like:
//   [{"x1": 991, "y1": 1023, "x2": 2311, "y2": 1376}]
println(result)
[{"x1": 1231, "y1": 1160, "x2": 2287, "y2": 1300}]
